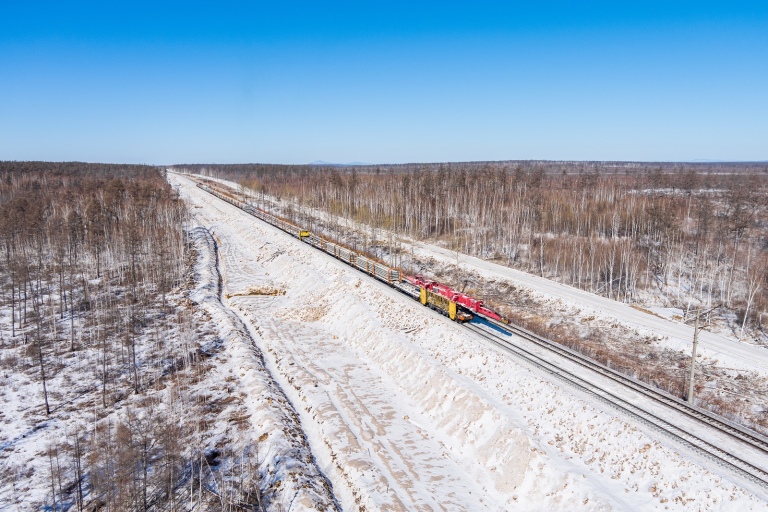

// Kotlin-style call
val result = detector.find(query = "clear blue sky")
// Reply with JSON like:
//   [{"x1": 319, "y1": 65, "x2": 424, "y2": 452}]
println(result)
[{"x1": 1, "y1": 1, "x2": 766, "y2": 164}]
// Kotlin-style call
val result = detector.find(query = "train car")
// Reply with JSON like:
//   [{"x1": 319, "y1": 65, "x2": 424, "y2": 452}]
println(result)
[
  {"x1": 355, "y1": 254, "x2": 372, "y2": 273},
  {"x1": 306, "y1": 234, "x2": 327, "y2": 251},
  {"x1": 419, "y1": 287, "x2": 473, "y2": 322}
]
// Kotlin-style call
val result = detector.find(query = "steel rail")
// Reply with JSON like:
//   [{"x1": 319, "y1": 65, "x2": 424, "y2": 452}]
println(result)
[{"x1": 464, "y1": 323, "x2": 768, "y2": 489}]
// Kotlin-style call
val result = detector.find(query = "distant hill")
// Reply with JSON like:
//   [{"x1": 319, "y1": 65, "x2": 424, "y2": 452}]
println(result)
[{"x1": 308, "y1": 160, "x2": 371, "y2": 167}]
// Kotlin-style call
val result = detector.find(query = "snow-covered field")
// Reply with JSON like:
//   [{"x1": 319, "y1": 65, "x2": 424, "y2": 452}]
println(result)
[
  {"x1": 173, "y1": 173, "x2": 768, "y2": 510},
  {"x1": 184, "y1": 226, "x2": 339, "y2": 510}
]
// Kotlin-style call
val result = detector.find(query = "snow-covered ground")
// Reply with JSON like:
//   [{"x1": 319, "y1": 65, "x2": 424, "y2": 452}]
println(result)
[{"x1": 173, "y1": 173, "x2": 768, "y2": 510}]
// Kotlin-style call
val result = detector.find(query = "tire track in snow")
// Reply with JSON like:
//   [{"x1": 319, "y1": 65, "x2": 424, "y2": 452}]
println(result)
[{"x1": 241, "y1": 312, "x2": 489, "y2": 511}]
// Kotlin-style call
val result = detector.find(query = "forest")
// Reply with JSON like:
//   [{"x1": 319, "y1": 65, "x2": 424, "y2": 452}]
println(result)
[
  {"x1": 0, "y1": 162, "x2": 271, "y2": 510},
  {"x1": 0, "y1": 162, "x2": 196, "y2": 509}
]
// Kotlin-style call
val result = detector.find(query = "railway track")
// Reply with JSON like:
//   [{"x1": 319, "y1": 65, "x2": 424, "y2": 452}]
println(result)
[
  {"x1": 464, "y1": 321, "x2": 768, "y2": 489},
  {"x1": 185, "y1": 172, "x2": 768, "y2": 491},
  {"x1": 483, "y1": 317, "x2": 768, "y2": 454}
]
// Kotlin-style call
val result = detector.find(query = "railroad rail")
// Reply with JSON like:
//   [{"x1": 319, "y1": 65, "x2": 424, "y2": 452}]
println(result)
[
  {"x1": 464, "y1": 322, "x2": 768, "y2": 489},
  {"x1": 185, "y1": 173, "x2": 768, "y2": 490}
]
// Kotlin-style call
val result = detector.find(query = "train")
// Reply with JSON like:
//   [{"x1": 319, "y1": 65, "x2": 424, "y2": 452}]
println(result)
[{"x1": 194, "y1": 179, "x2": 508, "y2": 325}]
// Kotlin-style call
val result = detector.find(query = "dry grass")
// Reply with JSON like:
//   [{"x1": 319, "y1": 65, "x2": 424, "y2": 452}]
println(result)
[{"x1": 226, "y1": 286, "x2": 286, "y2": 298}]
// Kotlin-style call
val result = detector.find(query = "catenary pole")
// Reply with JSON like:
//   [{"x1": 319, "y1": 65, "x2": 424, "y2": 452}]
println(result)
[{"x1": 687, "y1": 309, "x2": 700, "y2": 403}]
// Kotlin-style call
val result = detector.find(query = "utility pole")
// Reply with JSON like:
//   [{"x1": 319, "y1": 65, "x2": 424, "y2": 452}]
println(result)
[{"x1": 686, "y1": 308, "x2": 700, "y2": 403}]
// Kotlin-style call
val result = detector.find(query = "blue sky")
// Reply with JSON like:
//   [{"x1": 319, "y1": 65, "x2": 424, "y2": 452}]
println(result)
[{"x1": 1, "y1": 1, "x2": 766, "y2": 164}]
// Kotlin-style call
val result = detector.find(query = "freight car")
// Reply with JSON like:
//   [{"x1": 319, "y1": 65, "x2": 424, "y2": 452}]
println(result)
[
  {"x1": 420, "y1": 287, "x2": 473, "y2": 322},
  {"x1": 194, "y1": 179, "x2": 506, "y2": 324}
]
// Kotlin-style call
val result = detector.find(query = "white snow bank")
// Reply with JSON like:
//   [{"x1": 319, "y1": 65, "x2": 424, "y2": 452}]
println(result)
[{"x1": 188, "y1": 225, "x2": 338, "y2": 511}]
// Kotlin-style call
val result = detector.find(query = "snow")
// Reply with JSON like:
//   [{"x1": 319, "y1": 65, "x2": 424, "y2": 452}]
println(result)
[
  {"x1": 171, "y1": 173, "x2": 768, "y2": 510},
  {"x1": 187, "y1": 225, "x2": 339, "y2": 511},
  {"x1": 646, "y1": 307, "x2": 685, "y2": 322}
]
